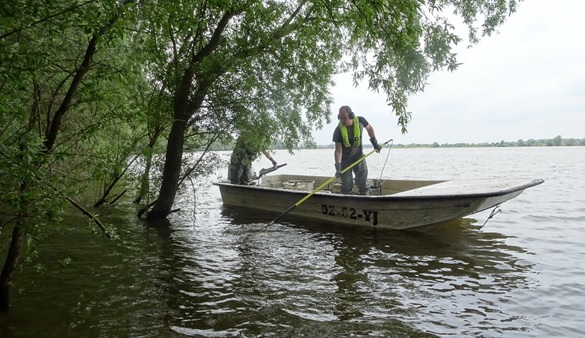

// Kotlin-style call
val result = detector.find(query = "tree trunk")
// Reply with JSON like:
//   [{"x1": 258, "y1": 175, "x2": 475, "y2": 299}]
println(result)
[
  {"x1": 134, "y1": 126, "x2": 162, "y2": 204},
  {"x1": 94, "y1": 153, "x2": 140, "y2": 208},
  {"x1": 146, "y1": 119, "x2": 187, "y2": 220},
  {"x1": 0, "y1": 224, "x2": 24, "y2": 312},
  {"x1": 43, "y1": 35, "x2": 97, "y2": 152},
  {"x1": 134, "y1": 152, "x2": 153, "y2": 204},
  {"x1": 145, "y1": 64, "x2": 195, "y2": 221},
  {"x1": 143, "y1": 9, "x2": 234, "y2": 221}
]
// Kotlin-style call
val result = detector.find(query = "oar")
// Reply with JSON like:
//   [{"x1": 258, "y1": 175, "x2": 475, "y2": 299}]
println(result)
[{"x1": 266, "y1": 138, "x2": 392, "y2": 227}]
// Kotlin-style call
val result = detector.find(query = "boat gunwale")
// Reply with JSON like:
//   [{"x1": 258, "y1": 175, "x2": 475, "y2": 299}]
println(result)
[{"x1": 212, "y1": 178, "x2": 544, "y2": 201}]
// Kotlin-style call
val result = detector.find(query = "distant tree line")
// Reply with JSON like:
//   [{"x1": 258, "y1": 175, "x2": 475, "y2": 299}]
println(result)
[
  {"x1": 397, "y1": 135, "x2": 585, "y2": 148},
  {"x1": 315, "y1": 135, "x2": 585, "y2": 149}
]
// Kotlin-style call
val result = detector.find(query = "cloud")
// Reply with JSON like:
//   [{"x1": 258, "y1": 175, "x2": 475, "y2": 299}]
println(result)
[{"x1": 313, "y1": 0, "x2": 585, "y2": 145}]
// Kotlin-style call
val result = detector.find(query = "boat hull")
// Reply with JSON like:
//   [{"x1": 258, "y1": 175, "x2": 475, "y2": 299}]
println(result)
[{"x1": 213, "y1": 175, "x2": 544, "y2": 230}]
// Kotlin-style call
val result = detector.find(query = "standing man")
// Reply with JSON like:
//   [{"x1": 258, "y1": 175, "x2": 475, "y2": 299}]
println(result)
[
  {"x1": 332, "y1": 105, "x2": 382, "y2": 194},
  {"x1": 228, "y1": 135, "x2": 277, "y2": 185}
]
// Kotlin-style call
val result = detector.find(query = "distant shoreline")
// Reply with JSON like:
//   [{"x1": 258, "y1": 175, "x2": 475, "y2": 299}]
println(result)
[
  {"x1": 205, "y1": 136, "x2": 584, "y2": 151},
  {"x1": 315, "y1": 136, "x2": 585, "y2": 149}
]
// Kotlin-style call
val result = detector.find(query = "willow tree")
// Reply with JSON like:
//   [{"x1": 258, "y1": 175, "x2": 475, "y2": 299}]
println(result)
[
  {"x1": 143, "y1": 0, "x2": 343, "y2": 220},
  {"x1": 0, "y1": 0, "x2": 150, "y2": 310},
  {"x1": 143, "y1": 0, "x2": 519, "y2": 220}
]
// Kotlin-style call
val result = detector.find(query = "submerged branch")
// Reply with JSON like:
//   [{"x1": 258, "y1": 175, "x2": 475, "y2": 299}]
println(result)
[{"x1": 65, "y1": 197, "x2": 111, "y2": 238}]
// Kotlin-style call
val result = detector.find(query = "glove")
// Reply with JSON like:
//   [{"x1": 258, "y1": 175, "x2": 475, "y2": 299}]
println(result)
[
  {"x1": 370, "y1": 137, "x2": 382, "y2": 153},
  {"x1": 334, "y1": 163, "x2": 341, "y2": 178},
  {"x1": 270, "y1": 158, "x2": 278, "y2": 167}
]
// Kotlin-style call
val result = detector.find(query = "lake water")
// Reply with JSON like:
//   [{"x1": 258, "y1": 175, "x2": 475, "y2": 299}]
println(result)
[{"x1": 2, "y1": 146, "x2": 584, "y2": 337}]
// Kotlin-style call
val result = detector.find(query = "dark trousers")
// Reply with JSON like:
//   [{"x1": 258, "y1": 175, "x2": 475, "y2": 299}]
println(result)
[
  {"x1": 340, "y1": 160, "x2": 368, "y2": 194},
  {"x1": 228, "y1": 162, "x2": 253, "y2": 184}
]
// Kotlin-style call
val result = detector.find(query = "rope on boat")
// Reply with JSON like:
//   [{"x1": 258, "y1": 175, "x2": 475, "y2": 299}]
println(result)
[
  {"x1": 376, "y1": 139, "x2": 394, "y2": 194},
  {"x1": 481, "y1": 204, "x2": 502, "y2": 227}
]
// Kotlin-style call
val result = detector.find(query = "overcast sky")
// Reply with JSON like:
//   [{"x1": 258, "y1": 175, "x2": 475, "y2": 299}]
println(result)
[{"x1": 313, "y1": 0, "x2": 585, "y2": 145}]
